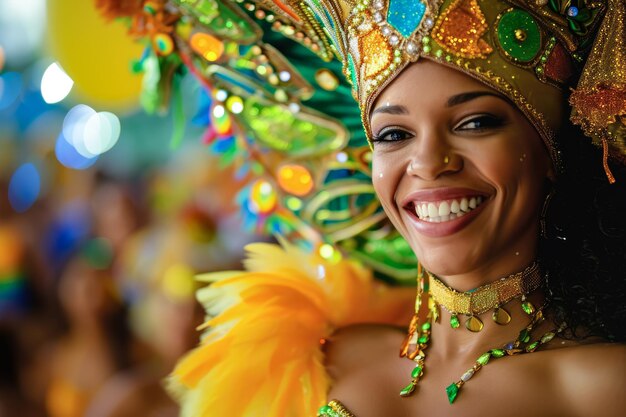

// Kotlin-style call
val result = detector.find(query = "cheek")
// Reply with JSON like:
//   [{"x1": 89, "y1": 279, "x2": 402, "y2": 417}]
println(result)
[{"x1": 372, "y1": 154, "x2": 397, "y2": 208}]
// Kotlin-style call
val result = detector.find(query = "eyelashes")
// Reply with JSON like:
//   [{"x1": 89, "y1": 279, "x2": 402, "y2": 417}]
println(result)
[
  {"x1": 370, "y1": 127, "x2": 413, "y2": 143},
  {"x1": 455, "y1": 114, "x2": 505, "y2": 131},
  {"x1": 370, "y1": 114, "x2": 506, "y2": 144}
]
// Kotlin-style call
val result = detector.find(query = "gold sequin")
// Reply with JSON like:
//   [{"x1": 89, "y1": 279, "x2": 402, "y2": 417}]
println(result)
[
  {"x1": 431, "y1": 0, "x2": 493, "y2": 59},
  {"x1": 360, "y1": 28, "x2": 393, "y2": 78}
]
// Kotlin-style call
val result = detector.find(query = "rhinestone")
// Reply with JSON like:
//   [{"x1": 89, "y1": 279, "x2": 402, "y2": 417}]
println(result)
[
  {"x1": 460, "y1": 368, "x2": 475, "y2": 382},
  {"x1": 373, "y1": 0, "x2": 384, "y2": 9},
  {"x1": 381, "y1": 26, "x2": 392, "y2": 37},
  {"x1": 389, "y1": 34, "x2": 399, "y2": 45},
  {"x1": 424, "y1": 17, "x2": 434, "y2": 28},
  {"x1": 567, "y1": 6, "x2": 578, "y2": 17},
  {"x1": 373, "y1": 12, "x2": 384, "y2": 23}
]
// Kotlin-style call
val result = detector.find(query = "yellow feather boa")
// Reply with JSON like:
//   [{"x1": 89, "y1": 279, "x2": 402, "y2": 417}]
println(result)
[{"x1": 168, "y1": 241, "x2": 415, "y2": 417}]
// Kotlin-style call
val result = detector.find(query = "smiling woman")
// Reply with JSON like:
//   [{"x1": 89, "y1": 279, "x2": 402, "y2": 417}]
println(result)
[{"x1": 94, "y1": 0, "x2": 626, "y2": 416}]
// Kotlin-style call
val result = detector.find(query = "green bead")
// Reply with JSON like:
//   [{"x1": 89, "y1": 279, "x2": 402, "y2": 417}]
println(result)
[
  {"x1": 541, "y1": 332, "x2": 555, "y2": 344},
  {"x1": 519, "y1": 329, "x2": 530, "y2": 343},
  {"x1": 450, "y1": 315, "x2": 460, "y2": 329},
  {"x1": 411, "y1": 365, "x2": 423, "y2": 379},
  {"x1": 490, "y1": 349, "x2": 505, "y2": 358},
  {"x1": 525, "y1": 341, "x2": 539, "y2": 352},
  {"x1": 446, "y1": 383, "x2": 459, "y2": 404},
  {"x1": 400, "y1": 382, "x2": 416, "y2": 397},
  {"x1": 421, "y1": 322, "x2": 431, "y2": 331},
  {"x1": 317, "y1": 405, "x2": 333, "y2": 416},
  {"x1": 477, "y1": 352, "x2": 491, "y2": 366},
  {"x1": 521, "y1": 301, "x2": 535, "y2": 315},
  {"x1": 418, "y1": 334, "x2": 429, "y2": 344}
]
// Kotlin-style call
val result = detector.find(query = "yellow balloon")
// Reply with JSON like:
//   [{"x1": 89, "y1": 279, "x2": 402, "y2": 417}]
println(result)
[{"x1": 46, "y1": 0, "x2": 144, "y2": 111}]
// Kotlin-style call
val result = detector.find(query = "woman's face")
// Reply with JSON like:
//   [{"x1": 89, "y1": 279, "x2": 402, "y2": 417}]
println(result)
[{"x1": 370, "y1": 60, "x2": 553, "y2": 281}]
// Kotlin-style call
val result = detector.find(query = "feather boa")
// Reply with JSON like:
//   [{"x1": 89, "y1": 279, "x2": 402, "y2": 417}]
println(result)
[{"x1": 168, "y1": 241, "x2": 414, "y2": 417}]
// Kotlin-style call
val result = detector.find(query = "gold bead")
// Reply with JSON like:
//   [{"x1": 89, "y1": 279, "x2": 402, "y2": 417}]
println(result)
[{"x1": 514, "y1": 29, "x2": 527, "y2": 42}]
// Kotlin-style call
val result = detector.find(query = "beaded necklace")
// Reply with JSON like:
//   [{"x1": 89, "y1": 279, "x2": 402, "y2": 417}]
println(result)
[{"x1": 399, "y1": 265, "x2": 565, "y2": 404}]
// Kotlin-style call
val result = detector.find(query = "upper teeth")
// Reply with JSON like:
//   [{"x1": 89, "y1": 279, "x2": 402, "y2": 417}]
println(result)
[{"x1": 414, "y1": 196, "x2": 484, "y2": 222}]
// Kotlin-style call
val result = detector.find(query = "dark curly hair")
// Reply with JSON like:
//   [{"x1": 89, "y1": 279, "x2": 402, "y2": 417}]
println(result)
[{"x1": 540, "y1": 122, "x2": 626, "y2": 342}]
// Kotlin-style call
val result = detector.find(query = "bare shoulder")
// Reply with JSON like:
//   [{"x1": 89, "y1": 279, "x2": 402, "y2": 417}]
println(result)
[
  {"x1": 323, "y1": 324, "x2": 405, "y2": 383},
  {"x1": 552, "y1": 342, "x2": 626, "y2": 417}
]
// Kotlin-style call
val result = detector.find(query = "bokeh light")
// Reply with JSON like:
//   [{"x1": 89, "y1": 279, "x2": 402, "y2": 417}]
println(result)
[
  {"x1": 190, "y1": 33, "x2": 224, "y2": 62},
  {"x1": 0, "y1": 72, "x2": 23, "y2": 111},
  {"x1": 8, "y1": 163, "x2": 41, "y2": 213},
  {"x1": 277, "y1": 164, "x2": 314, "y2": 196},
  {"x1": 248, "y1": 180, "x2": 277, "y2": 214},
  {"x1": 55, "y1": 131, "x2": 98, "y2": 170},
  {"x1": 61, "y1": 104, "x2": 121, "y2": 159},
  {"x1": 41, "y1": 62, "x2": 74, "y2": 104}
]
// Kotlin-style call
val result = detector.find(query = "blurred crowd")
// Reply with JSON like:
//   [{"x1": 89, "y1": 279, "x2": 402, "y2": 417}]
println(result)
[{"x1": 0, "y1": 147, "x2": 257, "y2": 417}]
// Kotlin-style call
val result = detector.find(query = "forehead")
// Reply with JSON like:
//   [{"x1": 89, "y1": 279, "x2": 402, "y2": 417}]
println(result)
[{"x1": 372, "y1": 59, "x2": 494, "y2": 111}]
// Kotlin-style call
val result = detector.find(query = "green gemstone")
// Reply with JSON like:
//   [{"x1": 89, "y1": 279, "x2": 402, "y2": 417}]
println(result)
[
  {"x1": 421, "y1": 322, "x2": 431, "y2": 331},
  {"x1": 418, "y1": 334, "x2": 429, "y2": 344},
  {"x1": 400, "y1": 382, "x2": 416, "y2": 397},
  {"x1": 521, "y1": 301, "x2": 535, "y2": 315},
  {"x1": 541, "y1": 332, "x2": 555, "y2": 344},
  {"x1": 446, "y1": 383, "x2": 459, "y2": 404},
  {"x1": 411, "y1": 365, "x2": 423, "y2": 379},
  {"x1": 490, "y1": 349, "x2": 505, "y2": 358},
  {"x1": 317, "y1": 405, "x2": 333, "y2": 416},
  {"x1": 525, "y1": 341, "x2": 539, "y2": 352},
  {"x1": 519, "y1": 329, "x2": 531, "y2": 343},
  {"x1": 477, "y1": 352, "x2": 491, "y2": 365},
  {"x1": 450, "y1": 315, "x2": 460, "y2": 329}
]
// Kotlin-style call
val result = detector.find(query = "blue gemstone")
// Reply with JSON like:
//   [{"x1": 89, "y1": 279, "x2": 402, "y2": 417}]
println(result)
[
  {"x1": 387, "y1": 0, "x2": 426, "y2": 38},
  {"x1": 504, "y1": 342, "x2": 515, "y2": 350},
  {"x1": 567, "y1": 6, "x2": 578, "y2": 17}
]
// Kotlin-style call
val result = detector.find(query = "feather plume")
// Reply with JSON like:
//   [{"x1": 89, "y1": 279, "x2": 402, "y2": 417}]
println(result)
[{"x1": 168, "y1": 241, "x2": 414, "y2": 416}]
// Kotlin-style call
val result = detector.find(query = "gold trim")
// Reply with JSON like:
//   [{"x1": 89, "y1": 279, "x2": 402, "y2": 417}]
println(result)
[{"x1": 428, "y1": 263, "x2": 542, "y2": 316}]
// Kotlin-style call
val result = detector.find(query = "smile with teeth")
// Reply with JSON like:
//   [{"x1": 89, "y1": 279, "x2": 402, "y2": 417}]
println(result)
[{"x1": 412, "y1": 196, "x2": 484, "y2": 223}]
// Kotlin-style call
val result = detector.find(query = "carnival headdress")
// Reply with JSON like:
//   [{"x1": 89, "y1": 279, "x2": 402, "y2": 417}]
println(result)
[{"x1": 96, "y1": 0, "x2": 625, "y2": 281}]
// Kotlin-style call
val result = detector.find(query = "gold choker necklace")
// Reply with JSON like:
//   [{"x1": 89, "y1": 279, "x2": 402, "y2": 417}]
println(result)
[{"x1": 428, "y1": 263, "x2": 543, "y2": 332}]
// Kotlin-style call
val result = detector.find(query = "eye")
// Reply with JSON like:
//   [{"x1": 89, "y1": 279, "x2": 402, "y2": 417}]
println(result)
[
  {"x1": 455, "y1": 115, "x2": 504, "y2": 131},
  {"x1": 371, "y1": 127, "x2": 413, "y2": 143}
]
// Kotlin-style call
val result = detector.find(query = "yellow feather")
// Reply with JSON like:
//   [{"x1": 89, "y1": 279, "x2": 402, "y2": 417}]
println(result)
[{"x1": 168, "y1": 241, "x2": 414, "y2": 416}]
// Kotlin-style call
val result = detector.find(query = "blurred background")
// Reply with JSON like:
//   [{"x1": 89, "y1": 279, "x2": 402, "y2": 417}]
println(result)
[{"x1": 0, "y1": 1, "x2": 259, "y2": 415}]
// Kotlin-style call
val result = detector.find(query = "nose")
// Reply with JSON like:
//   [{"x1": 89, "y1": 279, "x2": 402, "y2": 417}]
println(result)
[{"x1": 406, "y1": 132, "x2": 462, "y2": 180}]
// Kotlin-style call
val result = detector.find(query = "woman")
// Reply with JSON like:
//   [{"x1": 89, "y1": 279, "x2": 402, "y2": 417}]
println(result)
[
  {"x1": 324, "y1": 59, "x2": 625, "y2": 416},
  {"x1": 96, "y1": 0, "x2": 626, "y2": 415}
]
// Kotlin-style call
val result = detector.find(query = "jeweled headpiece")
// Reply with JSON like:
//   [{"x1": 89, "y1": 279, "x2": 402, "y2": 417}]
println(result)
[{"x1": 305, "y1": 0, "x2": 625, "y2": 178}]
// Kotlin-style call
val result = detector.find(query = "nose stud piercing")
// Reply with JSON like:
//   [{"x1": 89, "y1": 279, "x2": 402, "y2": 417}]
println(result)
[{"x1": 443, "y1": 155, "x2": 450, "y2": 164}]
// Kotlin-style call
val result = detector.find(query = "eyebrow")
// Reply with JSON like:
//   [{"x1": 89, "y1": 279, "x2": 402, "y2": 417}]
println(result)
[
  {"x1": 371, "y1": 104, "x2": 409, "y2": 116},
  {"x1": 371, "y1": 91, "x2": 509, "y2": 117},
  {"x1": 445, "y1": 91, "x2": 508, "y2": 107}
]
